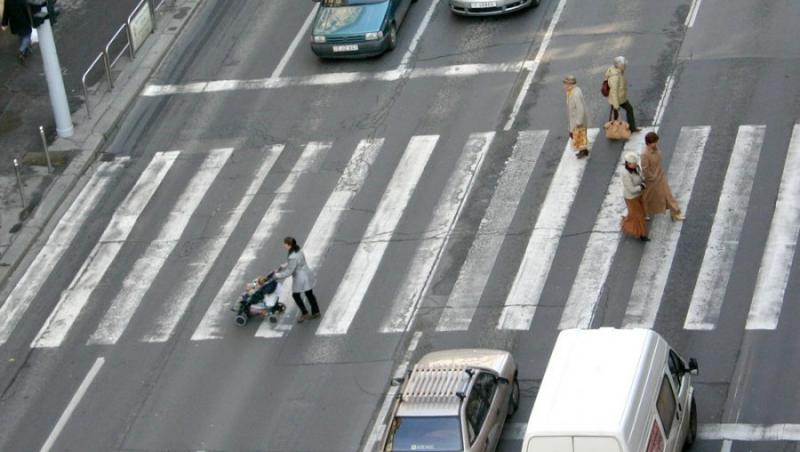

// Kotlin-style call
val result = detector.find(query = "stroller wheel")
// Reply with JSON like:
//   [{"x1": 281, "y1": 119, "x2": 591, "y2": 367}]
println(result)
[
  {"x1": 268, "y1": 315, "x2": 278, "y2": 323},
  {"x1": 277, "y1": 302, "x2": 286, "y2": 313},
  {"x1": 235, "y1": 314, "x2": 248, "y2": 327}
]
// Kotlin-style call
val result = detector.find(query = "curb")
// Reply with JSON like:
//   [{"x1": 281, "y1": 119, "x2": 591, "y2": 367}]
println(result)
[{"x1": 0, "y1": 0, "x2": 203, "y2": 290}]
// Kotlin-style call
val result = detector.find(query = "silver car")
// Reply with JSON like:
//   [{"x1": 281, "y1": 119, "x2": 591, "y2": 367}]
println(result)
[
  {"x1": 381, "y1": 349, "x2": 519, "y2": 452},
  {"x1": 449, "y1": 0, "x2": 539, "y2": 16}
]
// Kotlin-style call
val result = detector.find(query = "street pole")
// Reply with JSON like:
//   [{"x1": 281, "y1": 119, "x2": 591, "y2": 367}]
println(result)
[
  {"x1": 39, "y1": 125, "x2": 53, "y2": 173},
  {"x1": 36, "y1": 18, "x2": 73, "y2": 138},
  {"x1": 13, "y1": 158, "x2": 25, "y2": 209}
]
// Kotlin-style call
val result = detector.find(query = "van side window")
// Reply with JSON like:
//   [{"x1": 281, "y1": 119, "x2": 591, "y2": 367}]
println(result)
[
  {"x1": 465, "y1": 373, "x2": 498, "y2": 444},
  {"x1": 656, "y1": 375, "x2": 677, "y2": 437},
  {"x1": 668, "y1": 350, "x2": 683, "y2": 390}
]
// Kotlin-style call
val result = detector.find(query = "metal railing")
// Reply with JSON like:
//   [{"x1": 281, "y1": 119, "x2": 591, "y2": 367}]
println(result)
[{"x1": 81, "y1": 0, "x2": 167, "y2": 118}]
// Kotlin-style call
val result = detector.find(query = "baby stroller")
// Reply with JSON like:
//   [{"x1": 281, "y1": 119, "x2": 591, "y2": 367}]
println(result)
[{"x1": 232, "y1": 271, "x2": 286, "y2": 326}]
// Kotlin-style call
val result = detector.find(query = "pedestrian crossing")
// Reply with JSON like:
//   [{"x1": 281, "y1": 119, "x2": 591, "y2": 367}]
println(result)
[{"x1": 1, "y1": 123, "x2": 799, "y2": 350}]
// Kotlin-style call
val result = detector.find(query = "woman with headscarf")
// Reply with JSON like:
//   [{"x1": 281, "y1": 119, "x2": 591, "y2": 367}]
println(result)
[{"x1": 621, "y1": 151, "x2": 649, "y2": 242}]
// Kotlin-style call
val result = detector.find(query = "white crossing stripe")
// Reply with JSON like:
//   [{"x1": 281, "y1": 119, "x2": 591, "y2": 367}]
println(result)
[
  {"x1": 257, "y1": 139, "x2": 384, "y2": 338},
  {"x1": 31, "y1": 152, "x2": 179, "y2": 348},
  {"x1": 746, "y1": 124, "x2": 800, "y2": 330},
  {"x1": 142, "y1": 145, "x2": 285, "y2": 343},
  {"x1": 685, "y1": 126, "x2": 765, "y2": 330},
  {"x1": 498, "y1": 129, "x2": 599, "y2": 331},
  {"x1": 191, "y1": 143, "x2": 330, "y2": 341},
  {"x1": 0, "y1": 159, "x2": 126, "y2": 346},
  {"x1": 88, "y1": 149, "x2": 232, "y2": 345},
  {"x1": 559, "y1": 130, "x2": 652, "y2": 329},
  {"x1": 381, "y1": 133, "x2": 494, "y2": 334},
  {"x1": 316, "y1": 136, "x2": 439, "y2": 336},
  {"x1": 623, "y1": 127, "x2": 710, "y2": 328},
  {"x1": 436, "y1": 131, "x2": 548, "y2": 332}
]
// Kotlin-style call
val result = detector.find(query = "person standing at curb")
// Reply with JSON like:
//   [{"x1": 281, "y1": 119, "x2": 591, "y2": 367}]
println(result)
[
  {"x1": 621, "y1": 151, "x2": 650, "y2": 242},
  {"x1": 605, "y1": 56, "x2": 641, "y2": 133},
  {"x1": 641, "y1": 132, "x2": 686, "y2": 221},
  {"x1": 564, "y1": 74, "x2": 590, "y2": 159},
  {"x1": 1, "y1": 0, "x2": 33, "y2": 63},
  {"x1": 275, "y1": 236, "x2": 322, "y2": 323}
]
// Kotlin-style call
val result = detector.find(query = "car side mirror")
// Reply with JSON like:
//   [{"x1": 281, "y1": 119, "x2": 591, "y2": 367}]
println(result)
[
  {"x1": 688, "y1": 358, "x2": 699, "y2": 376},
  {"x1": 497, "y1": 377, "x2": 510, "y2": 385},
  {"x1": 391, "y1": 377, "x2": 405, "y2": 386}
]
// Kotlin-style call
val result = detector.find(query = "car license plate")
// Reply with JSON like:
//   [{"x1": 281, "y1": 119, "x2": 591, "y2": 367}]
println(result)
[
  {"x1": 473, "y1": 1, "x2": 497, "y2": 7},
  {"x1": 332, "y1": 44, "x2": 359, "y2": 52}
]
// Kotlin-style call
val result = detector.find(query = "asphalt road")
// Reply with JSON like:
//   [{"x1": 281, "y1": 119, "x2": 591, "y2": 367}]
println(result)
[{"x1": 0, "y1": 0, "x2": 799, "y2": 451}]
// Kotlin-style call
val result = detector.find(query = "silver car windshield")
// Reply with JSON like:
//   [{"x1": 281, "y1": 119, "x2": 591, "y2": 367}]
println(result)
[{"x1": 385, "y1": 416, "x2": 463, "y2": 452}]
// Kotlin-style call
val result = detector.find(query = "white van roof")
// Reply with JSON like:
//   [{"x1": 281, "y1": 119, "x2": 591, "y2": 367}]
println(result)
[{"x1": 525, "y1": 328, "x2": 667, "y2": 442}]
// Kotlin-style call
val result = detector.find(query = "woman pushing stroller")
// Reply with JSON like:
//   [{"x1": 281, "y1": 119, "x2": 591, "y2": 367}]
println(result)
[{"x1": 274, "y1": 237, "x2": 322, "y2": 323}]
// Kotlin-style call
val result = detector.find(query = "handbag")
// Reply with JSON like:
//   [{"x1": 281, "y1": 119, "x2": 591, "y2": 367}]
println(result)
[
  {"x1": 571, "y1": 127, "x2": 588, "y2": 150},
  {"x1": 604, "y1": 120, "x2": 631, "y2": 140},
  {"x1": 601, "y1": 80, "x2": 610, "y2": 97}
]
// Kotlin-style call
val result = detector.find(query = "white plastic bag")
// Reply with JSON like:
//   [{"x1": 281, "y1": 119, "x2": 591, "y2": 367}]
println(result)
[{"x1": 31, "y1": 28, "x2": 38, "y2": 44}]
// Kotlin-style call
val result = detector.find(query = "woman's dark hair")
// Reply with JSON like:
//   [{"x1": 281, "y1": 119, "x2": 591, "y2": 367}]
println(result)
[
  {"x1": 284, "y1": 236, "x2": 301, "y2": 254},
  {"x1": 644, "y1": 132, "x2": 660, "y2": 145}
]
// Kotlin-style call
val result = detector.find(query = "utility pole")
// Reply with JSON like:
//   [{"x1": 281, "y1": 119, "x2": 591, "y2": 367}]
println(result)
[{"x1": 29, "y1": 0, "x2": 73, "y2": 138}]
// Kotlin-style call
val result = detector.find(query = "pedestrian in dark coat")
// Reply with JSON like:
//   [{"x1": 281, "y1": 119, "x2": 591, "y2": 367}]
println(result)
[
  {"x1": 274, "y1": 237, "x2": 321, "y2": 323},
  {"x1": 641, "y1": 132, "x2": 685, "y2": 221},
  {"x1": 605, "y1": 56, "x2": 641, "y2": 133},
  {"x1": 1, "y1": 0, "x2": 32, "y2": 62},
  {"x1": 621, "y1": 151, "x2": 649, "y2": 242}
]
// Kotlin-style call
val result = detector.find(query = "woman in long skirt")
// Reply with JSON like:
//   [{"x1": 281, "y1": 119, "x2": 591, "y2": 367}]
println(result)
[{"x1": 621, "y1": 152, "x2": 649, "y2": 241}]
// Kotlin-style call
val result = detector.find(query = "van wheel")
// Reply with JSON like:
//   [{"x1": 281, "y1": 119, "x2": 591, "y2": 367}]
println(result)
[
  {"x1": 507, "y1": 375, "x2": 520, "y2": 417},
  {"x1": 684, "y1": 397, "x2": 697, "y2": 449}
]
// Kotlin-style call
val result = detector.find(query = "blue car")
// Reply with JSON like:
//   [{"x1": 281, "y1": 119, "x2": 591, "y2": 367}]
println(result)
[{"x1": 311, "y1": 0, "x2": 417, "y2": 58}]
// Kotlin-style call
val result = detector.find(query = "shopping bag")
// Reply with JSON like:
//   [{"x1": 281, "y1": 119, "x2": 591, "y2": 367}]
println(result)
[
  {"x1": 604, "y1": 120, "x2": 631, "y2": 140},
  {"x1": 571, "y1": 127, "x2": 588, "y2": 150},
  {"x1": 31, "y1": 29, "x2": 39, "y2": 44}
]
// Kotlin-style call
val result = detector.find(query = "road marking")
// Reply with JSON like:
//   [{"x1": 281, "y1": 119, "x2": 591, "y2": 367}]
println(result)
[
  {"x1": 720, "y1": 440, "x2": 732, "y2": 452},
  {"x1": 142, "y1": 146, "x2": 285, "y2": 343},
  {"x1": 503, "y1": 0, "x2": 569, "y2": 131},
  {"x1": 652, "y1": 73, "x2": 675, "y2": 127},
  {"x1": 498, "y1": 129, "x2": 599, "y2": 331},
  {"x1": 746, "y1": 124, "x2": 800, "y2": 330},
  {"x1": 40, "y1": 357, "x2": 105, "y2": 452},
  {"x1": 88, "y1": 149, "x2": 232, "y2": 345},
  {"x1": 623, "y1": 126, "x2": 710, "y2": 328},
  {"x1": 142, "y1": 60, "x2": 534, "y2": 96},
  {"x1": 272, "y1": 3, "x2": 319, "y2": 79},
  {"x1": 363, "y1": 331, "x2": 423, "y2": 452},
  {"x1": 381, "y1": 132, "x2": 493, "y2": 333},
  {"x1": 685, "y1": 0, "x2": 703, "y2": 28},
  {"x1": 316, "y1": 136, "x2": 439, "y2": 336},
  {"x1": 559, "y1": 130, "x2": 651, "y2": 329},
  {"x1": 191, "y1": 142, "x2": 330, "y2": 341},
  {"x1": 256, "y1": 138, "x2": 384, "y2": 338},
  {"x1": 0, "y1": 159, "x2": 126, "y2": 346},
  {"x1": 436, "y1": 131, "x2": 547, "y2": 332},
  {"x1": 32, "y1": 152, "x2": 179, "y2": 348},
  {"x1": 685, "y1": 126, "x2": 765, "y2": 330},
  {"x1": 499, "y1": 422, "x2": 800, "y2": 442},
  {"x1": 399, "y1": 0, "x2": 439, "y2": 70}
]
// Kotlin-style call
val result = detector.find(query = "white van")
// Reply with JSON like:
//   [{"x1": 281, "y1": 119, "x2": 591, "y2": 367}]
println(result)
[{"x1": 523, "y1": 328, "x2": 699, "y2": 452}]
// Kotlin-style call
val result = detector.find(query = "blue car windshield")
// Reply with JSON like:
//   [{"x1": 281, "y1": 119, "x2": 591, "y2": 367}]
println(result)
[
  {"x1": 314, "y1": 1, "x2": 387, "y2": 35},
  {"x1": 386, "y1": 416, "x2": 463, "y2": 452},
  {"x1": 322, "y1": 0, "x2": 387, "y2": 5}
]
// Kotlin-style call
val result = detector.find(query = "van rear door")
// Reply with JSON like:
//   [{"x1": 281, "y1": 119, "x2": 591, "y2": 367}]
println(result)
[
  {"x1": 526, "y1": 436, "x2": 622, "y2": 452},
  {"x1": 525, "y1": 436, "x2": 571, "y2": 452}
]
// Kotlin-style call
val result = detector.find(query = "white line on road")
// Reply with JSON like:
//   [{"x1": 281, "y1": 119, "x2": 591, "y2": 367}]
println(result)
[
  {"x1": 436, "y1": 130, "x2": 547, "y2": 332},
  {"x1": 746, "y1": 124, "x2": 800, "y2": 330},
  {"x1": 257, "y1": 138, "x2": 384, "y2": 338},
  {"x1": 684, "y1": 126, "x2": 765, "y2": 330},
  {"x1": 685, "y1": 0, "x2": 703, "y2": 28},
  {"x1": 623, "y1": 126, "x2": 710, "y2": 328},
  {"x1": 559, "y1": 130, "x2": 651, "y2": 329},
  {"x1": 399, "y1": 0, "x2": 439, "y2": 70},
  {"x1": 143, "y1": 146, "x2": 285, "y2": 343},
  {"x1": 0, "y1": 159, "x2": 126, "y2": 346},
  {"x1": 88, "y1": 149, "x2": 233, "y2": 345},
  {"x1": 498, "y1": 129, "x2": 598, "y2": 331},
  {"x1": 652, "y1": 73, "x2": 675, "y2": 128},
  {"x1": 40, "y1": 357, "x2": 105, "y2": 452},
  {"x1": 32, "y1": 152, "x2": 179, "y2": 348},
  {"x1": 272, "y1": 3, "x2": 319, "y2": 79},
  {"x1": 381, "y1": 132, "x2": 493, "y2": 333},
  {"x1": 503, "y1": 0, "x2": 568, "y2": 131},
  {"x1": 316, "y1": 136, "x2": 439, "y2": 336},
  {"x1": 142, "y1": 61, "x2": 532, "y2": 96},
  {"x1": 191, "y1": 142, "x2": 330, "y2": 341}
]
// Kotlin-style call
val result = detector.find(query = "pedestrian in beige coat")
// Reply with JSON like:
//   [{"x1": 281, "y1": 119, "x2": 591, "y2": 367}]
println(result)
[
  {"x1": 563, "y1": 75, "x2": 590, "y2": 159},
  {"x1": 640, "y1": 132, "x2": 685, "y2": 221},
  {"x1": 605, "y1": 56, "x2": 641, "y2": 133}
]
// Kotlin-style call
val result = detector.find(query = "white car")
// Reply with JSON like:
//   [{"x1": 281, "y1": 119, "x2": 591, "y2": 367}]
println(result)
[{"x1": 449, "y1": 0, "x2": 539, "y2": 16}]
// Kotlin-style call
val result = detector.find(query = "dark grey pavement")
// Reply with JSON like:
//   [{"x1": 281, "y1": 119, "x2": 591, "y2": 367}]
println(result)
[{"x1": 0, "y1": 0, "x2": 798, "y2": 451}]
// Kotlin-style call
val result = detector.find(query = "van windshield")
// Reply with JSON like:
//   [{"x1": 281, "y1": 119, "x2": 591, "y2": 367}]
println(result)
[{"x1": 385, "y1": 416, "x2": 463, "y2": 452}]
